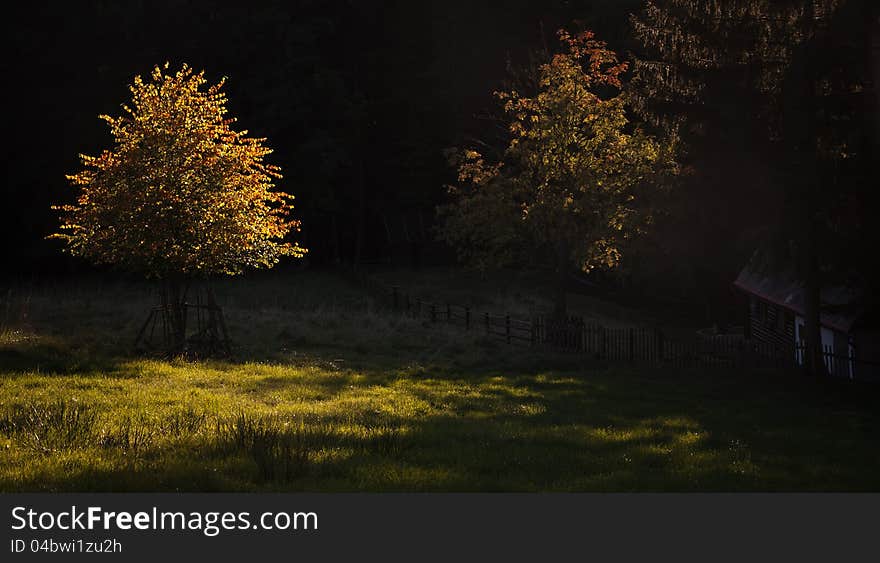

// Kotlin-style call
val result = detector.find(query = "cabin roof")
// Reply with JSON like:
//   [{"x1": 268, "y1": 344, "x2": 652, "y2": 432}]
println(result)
[{"x1": 733, "y1": 266, "x2": 864, "y2": 333}]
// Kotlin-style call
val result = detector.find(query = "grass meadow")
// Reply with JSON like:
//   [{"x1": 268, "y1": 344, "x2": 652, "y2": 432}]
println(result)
[{"x1": 1, "y1": 270, "x2": 878, "y2": 492}]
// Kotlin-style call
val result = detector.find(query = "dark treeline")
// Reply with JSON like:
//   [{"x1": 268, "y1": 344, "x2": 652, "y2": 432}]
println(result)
[
  {"x1": 628, "y1": 0, "x2": 880, "y2": 334},
  {"x1": 3, "y1": 0, "x2": 637, "y2": 271},
  {"x1": 3, "y1": 0, "x2": 877, "y2": 329}
]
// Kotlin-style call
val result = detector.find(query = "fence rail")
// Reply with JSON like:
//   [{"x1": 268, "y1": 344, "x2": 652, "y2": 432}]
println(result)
[{"x1": 345, "y1": 270, "x2": 879, "y2": 381}]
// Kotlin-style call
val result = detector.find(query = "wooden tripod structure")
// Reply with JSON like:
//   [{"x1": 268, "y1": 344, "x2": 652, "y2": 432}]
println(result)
[{"x1": 135, "y1": 285, "x2": 231, "y2": 357}]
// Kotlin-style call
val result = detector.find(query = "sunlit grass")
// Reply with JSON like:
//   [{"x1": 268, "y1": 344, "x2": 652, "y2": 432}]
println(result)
[{"x1": 1, "y1": 271, "x2": 879, "y2": 491}]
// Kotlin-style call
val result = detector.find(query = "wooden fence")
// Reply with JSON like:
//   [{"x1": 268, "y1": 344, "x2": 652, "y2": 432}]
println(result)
[{"x1": 346, "y1": 270, "x2": 880, "y2": 380}]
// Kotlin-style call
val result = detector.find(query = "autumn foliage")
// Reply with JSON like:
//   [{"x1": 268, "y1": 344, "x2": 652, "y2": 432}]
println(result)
[
  {"x1": 439, "y1": 30, "x2": 677, "y2": 314},
  {"x1": 52, "y1": 63, "x2": 306, "y2": 278}
]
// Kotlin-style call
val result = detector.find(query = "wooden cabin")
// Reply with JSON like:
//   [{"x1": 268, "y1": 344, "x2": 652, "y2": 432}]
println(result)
[{"x1": 733, "y1": 265, "x2": 880, "y2": 380}]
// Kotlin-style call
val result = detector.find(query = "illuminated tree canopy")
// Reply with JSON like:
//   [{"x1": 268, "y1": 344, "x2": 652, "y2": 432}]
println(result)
[
  {"x1": 51, "y1": 63, "x2": 306, "y2": 278},
  {"x1": 439, "y1": 30, "x2": 677, "y2": 314}
]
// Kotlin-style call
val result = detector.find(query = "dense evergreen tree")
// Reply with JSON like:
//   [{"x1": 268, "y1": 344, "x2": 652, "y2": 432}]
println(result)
[{"x1": 630, "y1": 0, "x2": 879, "y2": 373}]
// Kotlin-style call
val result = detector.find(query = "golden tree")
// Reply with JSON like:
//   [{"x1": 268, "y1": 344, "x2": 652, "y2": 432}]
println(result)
[
  {"x1": 51, "y1": 63, "x2": 306, "y2": 352},
  {"x1": 439, "y1": 31, "x2": 677, "y2": 316}
]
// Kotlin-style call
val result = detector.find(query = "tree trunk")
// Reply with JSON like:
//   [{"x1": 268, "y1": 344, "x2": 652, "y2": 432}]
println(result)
[
  {"x1": 866, "y1": 2, "x2": 880, "y2": 164},
  {"x1": 803, "y1": 218, "x2": 826, "y2": 376},
  {"x1": 798, "y1": 1, "x2": 826, "y2": 377},
  {"x1": 553, "y1": 248, "x2": 569, "y2": 319},
  {"x1": 163, "y1": 277, "x2": 188, "y2": 355},
  {"x1": 353, "y1": 156, "x2": 367, "y2": 270},
  {"x1": 330, "y1": 213, "x2": 341, "y2": 265}
]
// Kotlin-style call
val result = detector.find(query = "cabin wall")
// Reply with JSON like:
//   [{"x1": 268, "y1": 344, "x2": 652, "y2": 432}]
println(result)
[
  {"x1": 854, "y1": 331, "x2": 880, "y2": 363},
  {"x1": 853, "y1": 330, "x2": 880, "y2": 381},
  {"x1": 748, "y1": 295, "x2": 795, "y2": 351},
  {"x1": 743, "y1": 291, "x2": 877, "y2": 380}
]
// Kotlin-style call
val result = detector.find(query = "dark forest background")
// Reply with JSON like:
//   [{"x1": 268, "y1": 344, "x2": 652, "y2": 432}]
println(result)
[
  {"x1": 3, "y1": 0, "x2": 637, "y2": 268},
  {"x1": 3, "y1": 0, "x2": 876, "y2": 326}
]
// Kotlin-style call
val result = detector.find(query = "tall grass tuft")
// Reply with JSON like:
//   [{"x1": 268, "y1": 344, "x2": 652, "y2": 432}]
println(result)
[
  {"x1": 161, "y1": 408, "x2": 208, "y2": 438},
  {"x1": 0, "y1": 287, "x2": 32, "y2": 342},
  {"x1": 0, "y1": 400, "x2": 97, "y2": 454},
  {"x1": 361, "y1": 421, "x2": 405, "y2": 456},
  {"x1": 214, "y1": 413, "x2": 312, "y2": 482},
  {"x1": 98, "y1": 416, "x2": 156, "y2": 455}
]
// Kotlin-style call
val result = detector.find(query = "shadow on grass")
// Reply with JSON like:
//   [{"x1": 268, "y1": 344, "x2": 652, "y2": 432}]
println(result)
[
  {"x1": 0, "y1": 337, "x2": 131, "y2": 378},
  {"x1": 3, "y1": 273, "x2": 880, "y2": 492},
  {"x1": 0, "y1": 270, "x2": 880, "y2": 491},
  {"x1": 3, "y1": 351, "x2": 880, "y2": 492}
]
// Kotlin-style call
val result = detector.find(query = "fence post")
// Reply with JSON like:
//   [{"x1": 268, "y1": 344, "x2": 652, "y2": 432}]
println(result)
[
  {"x1": 506, "y1": 315, "x2": 511, "y2": 344},
  {"x1": 465, "y1": 307, "x2": 470, "y2": 331},
  {"x1": 530, "y1": 318, "x2": 536, "y2": 347},
  {"x1": 431, "y1": 304, "x2": 436, "y2": 323},
  {"x1": 629, "y1": 327, "x2": 634, "y2": 362},
  {"x1": 485, "y1": 312, "x2": 490, "y2": 335},
  {"x1": 601, "y1": 327, "x2": 607, "y2": 360},
  {"x1": 656, "y1": 328, "x2": 664, "y2": 364},
  {"x1": 848, "y1": 346, "x2": 855, "y2": 380},
  {"x1": 447, "y1": 304, "x2": 451, "y2": 323}
]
